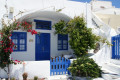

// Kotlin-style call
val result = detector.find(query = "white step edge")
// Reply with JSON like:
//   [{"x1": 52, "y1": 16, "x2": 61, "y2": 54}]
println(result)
[
  {"x1": 102, "y1": 63, "x2": 120, "y2": 74},
  {"x1": 110, "y1": 59, "x2": 120, "y2": 65}
]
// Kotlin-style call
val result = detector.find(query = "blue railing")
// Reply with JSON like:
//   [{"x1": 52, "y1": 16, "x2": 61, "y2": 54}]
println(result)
[
  {"x1": 112, "y1": 35, "x2": 120, "y2": 59},
  {"x1": 50, "y1": 56, "x2": 70, "y2": 76}
]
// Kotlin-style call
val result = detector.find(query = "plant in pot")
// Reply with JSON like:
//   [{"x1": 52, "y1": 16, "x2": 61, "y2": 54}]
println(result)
[
  {"x1": 34, "y1": 76, "x2": 38, "y2": 80},
  {"x1": 68, "y1": 56, "x2": 102, "y2": 80},
  {"x1": 22, "y1": 72, "x2": 28, "y2": 80},
  {"x1": 11, "y1": 77, "x2": 16, "y2": 80}
]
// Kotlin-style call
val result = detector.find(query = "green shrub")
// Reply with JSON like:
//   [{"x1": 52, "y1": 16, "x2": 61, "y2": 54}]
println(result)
[
  {"x1": 34, "y1": 76, "x2": 38, "y2": 80},
  {"x1": 68, "y1": 56, "x2": 101, "y2": 78}
]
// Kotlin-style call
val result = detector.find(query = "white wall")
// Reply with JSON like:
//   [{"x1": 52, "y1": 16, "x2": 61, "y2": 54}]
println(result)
[
  {"x1": 91, "y1": 1, "x2": 112, "y2": 12},
  {"x1": 95, "y1": 8, "x2": 120, "y2": 15},
  {"x1": 0, "y1": 61, "x2": 50, "y2": 79}
]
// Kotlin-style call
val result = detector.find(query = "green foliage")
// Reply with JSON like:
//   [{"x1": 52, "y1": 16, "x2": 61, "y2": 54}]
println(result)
[
  {"x1": 68, "y1": 17, "x2": 100, "y2": 57},
  {"x1": 68, "y1": 57, "x2": 102, "y2": 78},
  {"x1": 53, "y1": 16, "x2": 100, "y2": 57},
  {"x1": 53, "y1": 20, "x2": 66, "y2": 34},
  {"x1": 34, "y1": 76, "x2": 38, "y2": 80}
]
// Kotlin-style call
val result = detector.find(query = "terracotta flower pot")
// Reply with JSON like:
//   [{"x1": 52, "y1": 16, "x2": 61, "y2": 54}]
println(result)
[{"x1": 23, "y1": 78, "x2": 27, "y2": 80}]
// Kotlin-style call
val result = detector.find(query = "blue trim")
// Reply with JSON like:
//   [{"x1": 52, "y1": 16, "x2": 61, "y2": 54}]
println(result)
[
  {"x1": 11, "y1": 32, "x2": 27, "y2": 52},
  {"x1": 34, "y1": 19, "x2": 51, "y2": 30},
  {"x1": 58, "y1": 34, "x2": 68, "y2": 50}
]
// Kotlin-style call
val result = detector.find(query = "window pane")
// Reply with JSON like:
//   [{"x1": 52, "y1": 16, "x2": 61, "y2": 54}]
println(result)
[
  {"x1": 12, "y1": 39, "x2": 18, "y2": 44},
  {"x1": 12, "y1": 34, "x2": 18, "y2": 38},
  {"x1": 58, "y1": 34, "x2": 63, "y2": 40},
  {"x1": 20, "y1": 39, "x2": 25, "y2": 44},
  {"x1": 63, "y1": 40, "x2": 67, "y2": 45},
  {"x1": 13, "y1": 45, "x2": 18, "y2": 50},
  {"x1": 35, "y1": 20, "x2": 51, "y2": 30},
  {"x1": 58, "y1": 45, "x2": 62, "y2": 50},
  {"x1": 63, "y1": 45, "x2": 67, "y2": 49},
  {"x1": 20, "y1": 45, "x2": 25, "y2": 50},
  {"x1": 58, "y1": 40, "x2": 62, "y2": 45},
  {"x1": 20, "y1": 34, "x2": 25, "y2": 38}
]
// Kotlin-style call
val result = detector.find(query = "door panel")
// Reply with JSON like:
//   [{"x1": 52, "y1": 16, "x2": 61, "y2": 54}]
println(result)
[{"x1": 36, "y1": 33, "x2": 50, "y2": 60}]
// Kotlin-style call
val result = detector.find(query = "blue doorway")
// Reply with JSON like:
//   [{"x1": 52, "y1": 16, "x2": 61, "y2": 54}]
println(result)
[{"x1": 35, "y1": 33, "x2": 50, "y2": 60}]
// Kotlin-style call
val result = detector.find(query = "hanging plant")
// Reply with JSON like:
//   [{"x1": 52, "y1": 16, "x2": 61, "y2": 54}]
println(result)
[
  {"x1": 15, "y1": 21, "x2": 37, "y2": 35},
  {"x1": 0, "y1": 18, "x2": 37, "y2": 80}
]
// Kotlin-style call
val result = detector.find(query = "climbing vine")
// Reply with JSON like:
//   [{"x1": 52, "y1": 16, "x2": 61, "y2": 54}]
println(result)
[
  {"x1": 0, "y1": 18, "x2": 37, "y2": 79},
  {"x1": 0, "y1": 19, "x2": 37, "y2": 68},
  {"x1": 53, "y1": 16, "x2": 110, "y2": 57}
]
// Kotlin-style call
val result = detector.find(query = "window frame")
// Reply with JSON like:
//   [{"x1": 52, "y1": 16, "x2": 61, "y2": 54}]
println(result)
[
  {"x1": 58, "y1": 34, "x2": 68, "y2": 50},
  {"x1": 34, "y1": 19, "x2": 51, "y2": 30},
  {"x1": 11, "y1": 32, "x2": 27, "y2": 52}
]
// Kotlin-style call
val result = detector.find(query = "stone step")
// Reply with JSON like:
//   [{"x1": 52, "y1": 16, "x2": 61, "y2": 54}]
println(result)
[
  {"x1": 48, "y1": 75, "x2": 104, "y2": 80},
  {"x1": 102, "y1": 63, "x2": 120, "y2": 74},
  {"x1": 102, "y1": 68, "x2": 120, "y2": 80},
  {"x1": 110, "y1": 59, "x2": 120, "y2": 65},
  {"x1": 48, "y1": 75, "x2": 72, "y2": 80}
]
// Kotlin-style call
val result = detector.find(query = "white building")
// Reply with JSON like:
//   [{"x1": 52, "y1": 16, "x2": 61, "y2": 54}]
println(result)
[
  {"x1": 0, "y1": 0, "x2": 120, "y2": 79},
  {"x1": 0, "y1": 0, "x2": 92, "y2": 61}
]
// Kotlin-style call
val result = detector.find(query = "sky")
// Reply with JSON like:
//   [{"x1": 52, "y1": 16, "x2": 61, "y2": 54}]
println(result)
[{"x1": 71, "y1": 0, "x2": 120, "y2": 8}]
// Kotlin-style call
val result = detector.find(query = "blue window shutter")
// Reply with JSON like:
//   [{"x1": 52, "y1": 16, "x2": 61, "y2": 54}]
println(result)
[
  {"x1": 58, "y1": 34, "x2": 68, "y2": 50},
  {"x1": 11, "y1": 32, "x2": 27, "y2": 51}
]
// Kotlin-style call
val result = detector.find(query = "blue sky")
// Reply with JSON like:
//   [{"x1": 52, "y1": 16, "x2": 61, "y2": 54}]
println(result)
[{"x1": 71, "y1": 0, "x2": 120, "y2": 8}]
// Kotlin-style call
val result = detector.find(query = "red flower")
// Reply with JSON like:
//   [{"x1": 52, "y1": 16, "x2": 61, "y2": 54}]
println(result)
[
  {"x1": 27, "y1": 29, "x2": 32, "y2": 32},
  {"x1": 17, "y1": 22, "x2": 20, "y2": 26},
  {"x1": 0, "y1": 41, "x2": 3, "y2": 43},
  {"x1": 9, "y1": 34, "x2": 12, "y2": 37},
  {"x1": 31, "y1": 30, "x2": 37, "y2": 35}
]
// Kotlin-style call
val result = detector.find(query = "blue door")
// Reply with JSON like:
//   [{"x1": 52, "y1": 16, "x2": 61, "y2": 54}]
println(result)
[{"x1": 35, "y1": 33, "x2": 50, "y2": 60}]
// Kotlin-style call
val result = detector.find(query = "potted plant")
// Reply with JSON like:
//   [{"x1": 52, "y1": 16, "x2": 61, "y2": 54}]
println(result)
[
  {"x1": 10, "y1": 77, "x2": 16, "y2": 80},
  {"x1": 68, "y1": 56, "x2": 102, "y2": 80},
  {"x1": 22, "y1": 72, "x2": 28, "y2": 80},
  {"x1": 34, "y1": 76, "x2": 38, "y2": 80}
]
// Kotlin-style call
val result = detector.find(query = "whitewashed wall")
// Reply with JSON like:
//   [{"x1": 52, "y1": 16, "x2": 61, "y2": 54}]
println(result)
[
  {"x1": 0, "y1": 61, "x2": 50, "y2": 79},
  {"x1": 91, "y1": 1, "x2": 112, "y2": 12},
  {"x1": 95, "y1": 8, "x2": 120, "y2": 15}
]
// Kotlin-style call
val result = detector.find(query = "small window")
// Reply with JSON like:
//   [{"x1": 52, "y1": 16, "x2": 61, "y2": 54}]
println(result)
[
  {"x1": 58, "y1": 34, "x2": 68, "y2": 50},
  {"x1": 34, "y1": 20, "x2": 51, "y2": 30},
  {"x1": 11, "y1": 32, "x2": 27, "y2": 51}
]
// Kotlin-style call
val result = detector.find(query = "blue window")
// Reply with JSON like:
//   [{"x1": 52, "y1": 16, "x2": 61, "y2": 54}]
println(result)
[
  {"x1": 34, "y1": 20, "x2": 51, "y2": 30},
  {"x1": 58, "y1": 34, "x2": 68, "y2": 50},
  {"x1": 11, "y1": 32, "x2": 27, "y2": 51}
]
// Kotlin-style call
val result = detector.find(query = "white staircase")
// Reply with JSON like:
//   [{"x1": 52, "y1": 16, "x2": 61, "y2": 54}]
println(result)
[
  {"x1": 102, "y1": 61, "x2": 120, "y2": 80},
  {"x1": 91, "y1": 12, "x2": 120, "y2": 80}
]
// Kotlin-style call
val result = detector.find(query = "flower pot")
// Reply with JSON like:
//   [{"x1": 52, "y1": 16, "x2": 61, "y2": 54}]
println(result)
[{"x1": 23, "y1": 78, "x2": 27, "y2": 80}]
